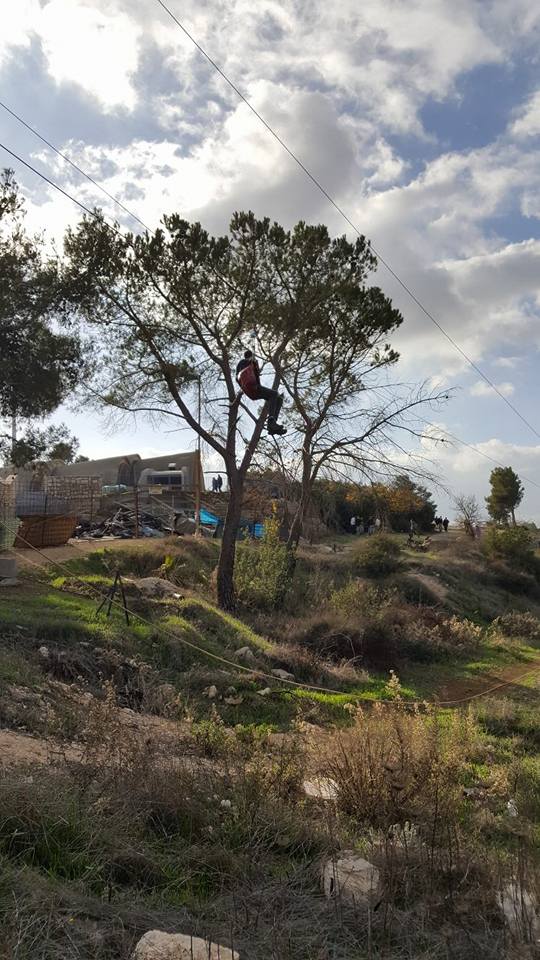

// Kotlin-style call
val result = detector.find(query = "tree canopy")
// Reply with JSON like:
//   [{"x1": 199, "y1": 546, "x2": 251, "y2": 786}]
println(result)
[
  {"x1": 0, "y1": 169, "x2": 84, "y2": 457},
  {"x1": 485, "y1": 466, "x2": 524, "y2": 526},
  {"x1": 62, "y1": 208, "x2": 435, "y2": 606}
]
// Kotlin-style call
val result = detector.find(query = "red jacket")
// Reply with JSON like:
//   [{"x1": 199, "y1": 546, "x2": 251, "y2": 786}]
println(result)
[{"x1": 236, "y1": 358, "x2": 260, "y2": 399}]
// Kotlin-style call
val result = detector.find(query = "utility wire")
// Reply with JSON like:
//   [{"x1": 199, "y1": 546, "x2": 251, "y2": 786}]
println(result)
[
  {"x1": 0, "y1": 99, "x2": 150, "y2": 232},
  {"x1": 428, "y1": 427, "x2": 540, "y2": 491},
  {"x1": 2, "y1": 137, "x2": 538, "y2": 497},
  {"x1": 155, "y1": 0, "x2": 540, "y2": 442},
  {"x1": 0, "y1": 140, "x2": 99, "y2": 220}
]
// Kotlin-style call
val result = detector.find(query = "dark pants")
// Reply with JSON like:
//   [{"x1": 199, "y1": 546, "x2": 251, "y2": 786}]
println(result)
[{"x1": 254, "y1": 385, "x2": 282, "y2": 422}]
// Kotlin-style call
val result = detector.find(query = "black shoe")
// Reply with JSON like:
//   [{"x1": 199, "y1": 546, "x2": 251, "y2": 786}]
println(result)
[{"x1": 268, "y1": 419, "x2": 287, "y2": 436}]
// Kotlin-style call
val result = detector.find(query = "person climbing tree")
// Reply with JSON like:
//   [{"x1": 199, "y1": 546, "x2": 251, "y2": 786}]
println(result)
[{"x1": 236, "y1": 350, "x2": 286, "y2": 436}]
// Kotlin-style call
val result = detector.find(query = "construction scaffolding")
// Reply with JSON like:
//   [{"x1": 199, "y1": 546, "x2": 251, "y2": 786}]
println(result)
[{"x1": 13, "y1": 475, "x2": 102, "y2": 548}]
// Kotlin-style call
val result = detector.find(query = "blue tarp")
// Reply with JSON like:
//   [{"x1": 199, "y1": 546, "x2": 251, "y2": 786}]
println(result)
[{"x1": 199, "y1": 508, "x2": 265, "y2": 539}]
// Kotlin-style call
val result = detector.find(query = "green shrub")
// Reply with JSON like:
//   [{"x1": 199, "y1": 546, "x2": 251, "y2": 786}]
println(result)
[
  {"x1": 330, "y1": 579, "x2": 399, "y2": 616},
  {"x1": 353, "y1": 534, "x2": 403, "y2": 578},
  {"x1": 235, "y1": 515, "x2": 294, "y2": 609},
  {"x1": 483, "y1": 526, "x2": 538, "y2": 573}
]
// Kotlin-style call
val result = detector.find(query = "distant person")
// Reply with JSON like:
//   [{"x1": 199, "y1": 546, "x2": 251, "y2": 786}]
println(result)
[
  {"x1": 350, "y1": 515, "x2": 357, "y2": 535},
  {"x1": 216, "y1": 474, "x2": 223, "y2": 492},
  {"x1": 211, "y1": 477, "x2": 217, "y2": 492},
  {"x1": 375, "y1": 517, "x2": 381, "y2": 532},
  {"x1": 236, "y1": 350, "x2": 286, "y2": 436},
  {"x1": 474, "y1": 522, "x2": 482, "y2": 539},
  {"x1": 409, "y1": 518, "x2": 416, "y2": 535},
  {"x1": 443, "y1": 517, "x2": 449, "y2": 532}
]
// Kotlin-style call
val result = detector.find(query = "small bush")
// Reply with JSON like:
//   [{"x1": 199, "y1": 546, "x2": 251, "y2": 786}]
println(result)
[
  {"x1": 330, "y1": 580, "x2": 399, "y2": 617},
  {"x1": 353, "y1": 535, "x2": 403, "y2": 578},
  {"x1": 487, "y1": 559, "x2": 537, "y2": 594},
  {"x1": 235, "y1": 515, "x2": 294, "y2": 609},
  {"x1": 401, "y1": 613, "x2": 483, "y2": 662},
  {"x1": 492, "y1": 611, "x2": 540, "y2": 642},
  {"x1": 289, "y1": 611, "x2": 399, "y2": 670},
  {"x1": 483, "y1": 526, "x2": 539, "y2": 574},
  {"x1": 322, "y1": 707, "x2": 477, "y2": 827}
]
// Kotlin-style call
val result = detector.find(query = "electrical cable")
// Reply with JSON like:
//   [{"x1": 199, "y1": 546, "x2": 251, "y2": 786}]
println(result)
[
  {"x1": 10, "y1": 534, "x2": 540, "y2": 707},
  {"x1": 154, "y1": 0, "x2": 540, "y2": 442},
  {"x1": 425, "y1": 426, "x2": 540, "y2": 492},
  {"x1": 0, "y1": 99, "x2": 150, "y2": 232}
]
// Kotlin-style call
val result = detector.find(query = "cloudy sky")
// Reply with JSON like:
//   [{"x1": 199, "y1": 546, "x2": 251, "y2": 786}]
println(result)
[{"x1": 2, "y1": 0, "x2": 540, "y2": 518}]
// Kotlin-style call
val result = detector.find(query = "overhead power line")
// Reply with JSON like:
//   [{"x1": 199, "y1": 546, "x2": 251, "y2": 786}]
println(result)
[
  {"x1": 0, "y1": 99, "x2": 150, "y2": 232},
  {"x1": 2, "y1": 135, "x2": 538, "y2": 493},
  {"x1": 428, "y1": 426, "x2": 540, "y2": 491},
  {"x1": 155, "y1": 0, "x2": 540, "y2": 443},
  {"x1": 0, "y1": 140, "x2": 99, "y2": 220}
]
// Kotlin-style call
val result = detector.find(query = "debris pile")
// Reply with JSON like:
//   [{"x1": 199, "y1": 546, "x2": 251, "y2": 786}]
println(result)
[{"x1": 74, "y1": 505, "x2": 171, "y2": 540}]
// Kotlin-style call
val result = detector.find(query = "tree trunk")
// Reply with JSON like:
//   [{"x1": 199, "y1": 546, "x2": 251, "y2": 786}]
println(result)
[
  {"x1": 511, "y1": 507, "x2": 516, "y2": 527},
  {"x1": 10, "y1": 408, "x2": 17, "y2": 462},
  {"x1": 216, "y1": 475, "x2": 243, "y2": 611},
  {"x1": 287, "y1": 460, "x2": 313, "y2": 549}
]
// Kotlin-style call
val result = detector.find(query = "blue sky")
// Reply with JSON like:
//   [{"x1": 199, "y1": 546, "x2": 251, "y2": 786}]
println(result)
[{"x1": 1, "y1": 0, "x2": 540, "y2": 518}]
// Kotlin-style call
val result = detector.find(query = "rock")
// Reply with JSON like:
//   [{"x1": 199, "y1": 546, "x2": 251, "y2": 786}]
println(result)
[
  {"x1": 498, "y1": 883, "x2": 540, "y2": 941},
  {"x1": 507, "y1": 799, "x2": 519, "y2": 818},
  {"x1": 225, "y1": 686, "x2": 237, "y2": 696},
  {"x1": 137, "y1": 577, "x2": 180, "y2": 598},
  {"x1": 224, "y1": 696, "x2": 244, "y2": 705},
  {"x1": 38, "y1": 646, "x2": 49, "y2": 659},
  {"x1": 257, "y1": 687, "x2": 272, "y2": 696},
  {"x1": 203, "y1": 685, "x2": 218, "y2": 700},
  {"x1": 132, "y1": 931, "x2": 239, "y2": 960},
  {"x1": 303, "y1": 777, "x2": 338, "y2": 801},
  {"x1": 0, "y1": 557, "x2": 17, "y2": 579},
  {"x1": 322, "y1": 852, "x2": 380, "y2": 904},
  {"x1": 234, "y1": 646, "x2": 256, "y2": 664},
  {"x1": 271, "y1": 668, "x2": 295, "y2": 682}
]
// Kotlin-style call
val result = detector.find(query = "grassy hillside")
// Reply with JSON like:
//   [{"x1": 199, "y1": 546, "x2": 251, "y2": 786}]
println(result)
[{"x1": 1, "y1": 531, "x2": 539, "y2": 958}]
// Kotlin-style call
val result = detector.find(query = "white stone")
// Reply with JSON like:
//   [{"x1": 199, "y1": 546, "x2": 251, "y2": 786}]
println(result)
[
  {"x1": 132, "y1": 930, "x2": 239, "y2": 960},
  {"x1": 234, "y1": 646, "x2": 256, "y2": 663},
  {"x1": 204, "y1": 685, "x2": 218, "y2": 700},
  {"x1": 322, "y1": 852, "x2": 380, "y2": 904},
  {"x1": 271, "y1": 668, "x2": 294, "y2": 682},
  {"x1": 303, "y1": 777, "x2": 338, "y2": 801},
  {"x1": 137, "y1": 577, "x2": 179, "y2": 598},
  {"x1": 257, "y1": 687, "x2": 272, "y2": 696},
  {"x1": 38, "y1": 646, "x2": 50, "y2": 659},
  {"x1": 507, "y1": 799, "x2": 519, "y2": 818},
  {"x1": 498, "y1": 883, "x2": 540, "y2": 941}
]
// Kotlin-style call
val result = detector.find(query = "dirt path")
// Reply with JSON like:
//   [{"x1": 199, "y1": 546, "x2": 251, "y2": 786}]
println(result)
[
  {"x1": 12, "y1": 537, "x2": 152, "y2": 569},
  {"x1": 437, "y1": 657, "x2": 540, "y2": 704},
  {"x1": 0, "y1": 728, "x2": 75, "y2": 768}
]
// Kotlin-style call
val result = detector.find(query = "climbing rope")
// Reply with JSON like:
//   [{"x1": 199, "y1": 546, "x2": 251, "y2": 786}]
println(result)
[{"x1": 9, "y1": 535, "x2": 540, "y2": 708}]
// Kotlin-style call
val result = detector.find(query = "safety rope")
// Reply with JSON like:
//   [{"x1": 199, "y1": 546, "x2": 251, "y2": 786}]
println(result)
[{"x1": 9, "y1": 536, "x2": 540, "y2": 708}]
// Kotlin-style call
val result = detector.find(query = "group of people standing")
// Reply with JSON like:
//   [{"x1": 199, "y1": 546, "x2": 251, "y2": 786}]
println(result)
[
  {"x1": 434, "y1": 516, "x2": 449, "y2": 533},
  {"x1": 349, "y1": 516, "x2": 381, "y2": 535},
  {"x1": 211, "y1": 474, "x2": 224, "y2": 493}
]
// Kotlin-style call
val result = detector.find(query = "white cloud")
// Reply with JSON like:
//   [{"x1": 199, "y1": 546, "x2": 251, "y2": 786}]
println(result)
[
  {"x1": 493, "y1": 356, "x2": 520, "y2": 368},
  {"x1": 470, "y1": 380, "x2": 515, "y2": 398},
  {"x1": 511, "y1": 90, "x2": 540, "y2": 138},
  {"x1": 3, "y1": 0, "x2": 540, "y2": 514}
]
